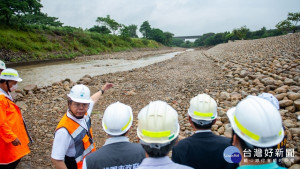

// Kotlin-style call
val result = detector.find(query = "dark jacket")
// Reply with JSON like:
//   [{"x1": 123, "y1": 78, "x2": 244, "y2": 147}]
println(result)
[
  {"x1": 85, "y1": 141, "x2": 145, "y2": 169},
  {"x1": 172, "y1": 132, "x2": 238, "y2": 169}
]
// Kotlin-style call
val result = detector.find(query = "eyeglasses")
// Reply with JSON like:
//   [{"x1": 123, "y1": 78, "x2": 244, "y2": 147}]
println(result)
[{"x1": 72, "y1": 102, "x2": 90, "y2": 108}]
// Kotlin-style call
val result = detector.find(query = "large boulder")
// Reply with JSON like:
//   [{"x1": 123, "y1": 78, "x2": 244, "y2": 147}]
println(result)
[
  {"x1": 294, "y1": 99, "x2": 300, "y2": 111},
  {"x1": 274, "y1": 85, "x2": 289, "y2": 94},
  {"x1": 288, "y1": 92, "x2": 300, "y2": 101},
  {"x1": 220, "y1": 92, "x2": 230, "y2": 101},
  {"x1": 261, "y1": 77, "x2": 275, "y2": 86},
  {"x1": 275, "y1": 93, "x2": 288, "y2": 101},
  {"x1": 283, "y1": 119, "x2": 296, "y2": 128},
  {"x1": 230, "y1": 92, "x2": 242, "y2": 101},
  {"x1": 284, "y1": 78, "x2": 295, "y2": 85},
  {"x1": 279, "y1": 100, "x2": 293, "y2": 108},
  {"x1": 240, "y1": 70, "x2": 249, "y2": 78},
  {"x1": 289, "y1": 164, "x2": 300, "y2": 169},
  {"x1": 23, "y1": 84, "x2": 38, "y2": 93},
  {"x1": 289, "y1": 128, "x2": 300, "y2": 135}
]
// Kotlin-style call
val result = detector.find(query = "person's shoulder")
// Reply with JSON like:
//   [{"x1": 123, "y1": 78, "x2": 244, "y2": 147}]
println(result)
[
  {"x1": 173, "y1": 136, "x2": 193, "y2": 150},
  {"x1": 86, "y1": 147, "x2": 107, "y2": 159},
  {"x1": 178, "y1": 136, "x2": 194, "y2": 144},
  {"x1": 0, "y1": 94, "x2": 5, "y2": 99},
  {"x1": 213, "y1": 134, "x2": 231, "y2": 141},
  {"x1": 54, "y1": 128, "x2": 71, "y2": 139},
  {"x1": 123, "y1": 142, "x2": 145, "y2": 153},
  {"x1": 128, "y1": 142, "x2": 143, "y2": 147},
  {"x1": 173, "y1": 163, "x2": 194, "y2": 169},
  {"x1": 0, "y1": 94, "x2": 8, "y2": 104}
]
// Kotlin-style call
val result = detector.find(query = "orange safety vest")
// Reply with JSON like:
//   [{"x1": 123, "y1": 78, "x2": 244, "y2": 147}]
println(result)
[
  {"x1": 55, "y1": 113, "x2": 96, "y2": 169},
  {"x1": 0, "y1": 94, "x2": 31, "y2": 164}
]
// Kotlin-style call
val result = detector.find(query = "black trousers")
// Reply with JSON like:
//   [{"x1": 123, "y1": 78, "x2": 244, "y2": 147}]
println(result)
[
  {"x1": 0, "y1": 159, "x2": 21, "y2": 169},
  {"x1": 65, "y1": 156, "x2": 77, "y2": 169}
]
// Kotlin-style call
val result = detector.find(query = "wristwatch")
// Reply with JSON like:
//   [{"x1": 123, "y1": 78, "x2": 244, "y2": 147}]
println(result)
[{"x1": 100, "y1": 89, "x2": 105, "y2": 94}]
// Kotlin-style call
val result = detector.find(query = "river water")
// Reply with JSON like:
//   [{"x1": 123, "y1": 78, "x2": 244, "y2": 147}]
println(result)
[{"x1": 14, "y1": 51, "x2": 187, "y2": 88}]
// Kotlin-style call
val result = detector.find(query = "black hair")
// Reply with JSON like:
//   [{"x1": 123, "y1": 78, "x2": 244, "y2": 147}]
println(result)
[
  {"x1": 192, "y1": 121, "x2": 213, "y2": 129},
  {"x1": 141, "y1": 138, "x2": 177, "y2": 158},
  {"x1": 191, "y1": 119, "x2": 215, "y2": 130},
  {"x1": 67, "y1": 98, "x2": 73, "y2": 107},
  {"x1": 0, "y1": 80, "x2": 12, "y2": 92},
  {"x1": 234, "y1": 132, "x2": 276, "y2": 159}
]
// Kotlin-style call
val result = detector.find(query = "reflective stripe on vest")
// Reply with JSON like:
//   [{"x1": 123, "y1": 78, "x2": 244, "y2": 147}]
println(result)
[
  {"x1": 75, "y1": 143, "x2": 95, "y2": 163},
  {"x1": 55, "y1": 113, "x2": 96, "y2": 169}
]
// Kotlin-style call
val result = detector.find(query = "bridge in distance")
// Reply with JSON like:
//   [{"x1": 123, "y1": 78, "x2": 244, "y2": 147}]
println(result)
[{"x1": 173, "y1": 35, "x2": 202, "y2": 42}]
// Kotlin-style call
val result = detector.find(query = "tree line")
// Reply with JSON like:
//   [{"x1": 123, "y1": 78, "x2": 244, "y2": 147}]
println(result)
[
  {"x1": 88, "y1": 16, "x2": 174, "y2": 46},
  {"x1": 0, "y1": 0, "x2": 174, "y2": 46},
  {"x1": 0, "y1": 0, "x2": 62, "y2": 26},
  {"x1": 0, "y1": 0, "x2": 299, "y2": 48},
  {"x1": 172, "y1": 12, "x2": 300, "y2": 48}
]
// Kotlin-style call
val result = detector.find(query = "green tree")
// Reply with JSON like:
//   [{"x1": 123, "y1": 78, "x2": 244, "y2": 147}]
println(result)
[
  {"x1": 204, "y1": 33, "x2": 225, "y2": 46},
  {"x1": 181, "y1": 41, "x2": 193, "y2": 48},
  {"x1": 127, "y1": 24, "x2": 138, "y2": 38},
  {"x1": 224, "y1": 33, "x2": 238, "y2": 41},
  {"x1": 233, "y1": 26, "x2": 249, "y2": 40},
  {"x1": 250, "y1": 27, "x2": 266, "y2": 39},
  {"x1": 88, "y1": 25, "x2": 111, "y2": 34},
  {"x1": 96, "y1": 15, "x2": 121, "y2": 34},
  {"x1": 150, "y1": 28, "x2": 165, "y2": 44},
  {"x1": 276, "y1": 20, "x2": 292, "y2": 32},
  {"x1": 163, "y1": 32, "x2": 174, "y2": 46},
  {"x1": 139, "y1": 21, "x2": 151, "y2": 38},
  {"x1": 194, "y1": 33, "x2": 215, "y2": 46},
  {"x1": 120, "y1": 24, "x2": 130, "y2": 40},
  {"x1": 276, "y1": 12, "x2": 300, "y2": 33},
  {"x1": 0, "y1": 0, "x2": 42, "y2": 25},
  {"x1": 19, "y1": 13, "x2": 62, "y2": 26},
  {"x1": 171, "y1": 38, "x2": 184, "y2": 47}
]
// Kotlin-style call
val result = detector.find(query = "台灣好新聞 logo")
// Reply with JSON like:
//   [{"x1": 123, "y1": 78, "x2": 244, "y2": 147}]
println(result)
[{"x1": 223, "y1": 146, "x2": 241, "y2": 163}]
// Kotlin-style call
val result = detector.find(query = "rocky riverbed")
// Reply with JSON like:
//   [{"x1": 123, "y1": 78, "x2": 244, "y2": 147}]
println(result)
[{"x1": 14, "y1": 33, "x2": 300, "y2": 169}]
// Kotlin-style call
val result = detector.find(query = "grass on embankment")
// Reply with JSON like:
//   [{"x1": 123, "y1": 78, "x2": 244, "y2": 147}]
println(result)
[{"x1": 0, "y1": 25, "x2": 161, "y2": 62}]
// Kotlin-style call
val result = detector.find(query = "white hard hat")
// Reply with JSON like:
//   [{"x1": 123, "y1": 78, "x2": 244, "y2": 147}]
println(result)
[
  {"x1": 102, "y1": 102, "x2": 133, "y2": 136},
  {"x1": 258, "y1": 93, "x2": 280, "y2": 110},
  {"x1": 137, "y1": 100, "x2": 180, "y2": 144},
  {"x1": 0, "y1": 68, "x2": 22, "y2": 82},
  {"x1": 188, "y1": 94, "x2": 217, "y2": 121},
  {"x1": 67, "y1": 84, "x2": 91, "y2": 103},
  {"x1": 227, "y1": 96, "x2": 284, "y2": 147},
  {"x1": 0, "y1": 60, "x2": 6, "y2": 70}
]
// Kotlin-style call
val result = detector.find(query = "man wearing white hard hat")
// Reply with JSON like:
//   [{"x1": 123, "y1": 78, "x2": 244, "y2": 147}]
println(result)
[
  {"x1": 82, "y1": 102, "x2": 145, "y2": 169},
  {"x1": 0, "y1": 60, "x2": 6, "y2": 74},
  {"x1": 227, "y1": 96, "x2": 285, "y2": 169},
  {"x1": 51, "y1": 83, "x2": 113, "y2": 169},
  {"x1": 258, "y1": 93, "x2": 287, "y2": 166},
  {"x1": 0, "y1": 68, "x2": 32, "y2": 169},
  {"x1": 172, "y1": 94, "x2": 237, "y2": 169},
  {"x1": 137, "y1": 100, "x2": 192, "y2": 169}
]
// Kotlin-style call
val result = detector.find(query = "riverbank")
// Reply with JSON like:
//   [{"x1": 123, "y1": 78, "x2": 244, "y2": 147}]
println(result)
[
  {"x1": 14, "y1": 33, "x2": 300, "y2": 169},
  {"x1": 0, "y1": 25, "x2": 161, "y2": 63}
]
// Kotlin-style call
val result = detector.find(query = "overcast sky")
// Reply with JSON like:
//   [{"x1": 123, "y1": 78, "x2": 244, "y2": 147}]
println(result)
[{"x1": 40, "y1": 0, "x2": 299, "y2": 36}]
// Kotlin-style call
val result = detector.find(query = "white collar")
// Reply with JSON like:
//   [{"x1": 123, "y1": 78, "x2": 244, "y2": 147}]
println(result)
[
  {"x1": 195, "y1": 129, "x2": 212, "y2": 133},
  {"x1": 0, "y1": 88, "x2": 13, "y2": 101},
  {"x1": 104, "y1": 136, "x2": 129, "y2": 146}
]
